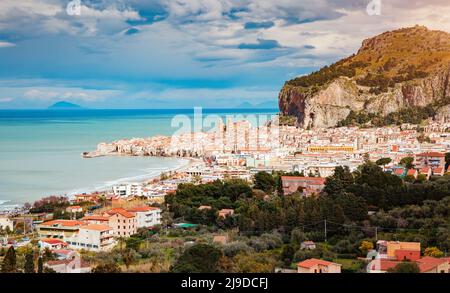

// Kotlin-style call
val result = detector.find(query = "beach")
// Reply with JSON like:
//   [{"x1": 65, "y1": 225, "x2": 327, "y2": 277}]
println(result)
[{"x1": 0, "y1": 109, "x2": 276, "y2": 207}]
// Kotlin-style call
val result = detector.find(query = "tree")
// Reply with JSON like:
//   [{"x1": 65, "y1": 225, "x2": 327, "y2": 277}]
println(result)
[
  {"x1": 1, "y1": 246, "x2": 17, "y2": 273},
  {"x1": 359, "y1": 240, "x2": 374, "y2": 255},
  {"x1": 445, "y1": 153, "x2": 450, "y2": 170},
  {"x1": 400, "y1": 157, "x2": 415, "y2": 169},
  {"x1": 387, "y1": 261, "x2": 420, "y2": 273},
  {"x1": 424, "y1": 247, "x2": 444, "y2": 258},
  {"x1": 376, "y1": 158, "x2": 392, "y2": 166},
  {"x1": 92, "y1": 263, "x2": 122, "y2": 273},
  {"x1": 24, "y1": 252, "x2": 35, "y2": 273},
  {"x1": 323, "y1": 166, "x2": 354, "y2": 195},
  {"x1": 254, "y1": 172, "x2": 276, "y2": 193},
  {"x1": 171, "y1": 244, "x2": 222, "y2": 273},
  {"x1": 281, "y1": 244, "x2": 296, "y2": 266}
]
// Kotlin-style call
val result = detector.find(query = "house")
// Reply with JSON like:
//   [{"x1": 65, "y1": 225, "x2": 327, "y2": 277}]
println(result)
[
  {"x1": 218, "y1": 209, "x2": 234, "y2": 218},
  {"x1": 432, "y1": 167, "x2": 445, "y2": 176},
  {"x1": 297, "y1": 258, "x2": 342, "y2": 273},
  {"x1": 37, "y1": 220, "x2": 85, "y2": 240},
  {"x1": 376, "y1": 240, "x2": 421, "y2": 260},
  {"x1": 419, "y1": 167, "x2": 432, "y2": 180},
  {"x1": 406, "y1": 169, "x2": 418, "y2": 179},
  {"x1": 416, "y1": 257, "x2": 450, "y2": 273},
  {"x1": 367, "y1": 257, "x2": 450, "y2": 273},
  {"x1": 415, "y1": 152, "x2": 445, "y2": 169},
  {"x1": 127, "y1": 206, "x2": 161, "y2": 228},
  {"x1": 112, "y1": 183, "x2": 143, "y2": 197},
  {"x1": 45, "y1": 250, "x2": 91, "y2": 273},
  {"x1": 281, "y1": 176, "x2": 326, "y2": 196},
  {"x1": 198, "y1": 205, "x2": 212, "y2": 210},
  {"x1": 82, "y1": 215, "x2": 110, "y2": 225},
  {"x1": 74, "y1": 194, "x2": 100, "y2": 203},
  {"x1": 39, "y1": 238, "x2": 68, "y2": 250},
  {"x1": 66, "y1": 206, "x2": 83, "y2": 213},
  {"x1": 103, "y1": 208, "x2": 137, "y2": 237},
  {"x1": 66, "y1": 224, "x2": 115, "y2": 251},
  {"x1": 393, "y1": 167, "x2": 406, "y2": 178},
  {"x1": 213, "y1": 235, "x2": 229, "y2": 245},
  {"x1": 0, "y1": 217, "x2": 13, "y2": 231},
  {"x1": 300, "y1": 241, "x2": 316, "y2": 250}
]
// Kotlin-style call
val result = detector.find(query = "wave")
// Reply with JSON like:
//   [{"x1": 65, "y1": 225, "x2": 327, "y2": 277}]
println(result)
[
  {"x1": 65, "y1": 158, "x2": 190, "y2": 197},
  {"x1": 0, "y1": 200, "x2": 10, "y2": 205}
]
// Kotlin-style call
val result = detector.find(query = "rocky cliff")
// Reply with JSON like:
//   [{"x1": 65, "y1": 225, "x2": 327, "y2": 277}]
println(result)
[{"x1": 279, "y1": 26, "x2": 450, "y2": 128}]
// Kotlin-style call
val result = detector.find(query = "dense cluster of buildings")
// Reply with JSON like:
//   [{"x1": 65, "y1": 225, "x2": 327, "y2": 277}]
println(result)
[{"x1": 36, "y1": 206, "x2": 161, "y2": 252}]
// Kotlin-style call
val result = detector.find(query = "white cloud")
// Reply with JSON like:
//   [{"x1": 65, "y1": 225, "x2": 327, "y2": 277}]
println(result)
[
  {"x1": 0, "y1": 41, "x2": 15, "y2": 48},
  {"x1": 0, "y1": 97, "x2": 13, "y2": 103}
]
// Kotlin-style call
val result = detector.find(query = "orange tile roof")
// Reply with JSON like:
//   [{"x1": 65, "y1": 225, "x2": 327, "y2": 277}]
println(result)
[
  {"x1": 416, "y1": 257, "x2": 448, "y2": 272},
  {"x1": 40, "y1": 238, "x2": 68, "y2": 245},
  {"x1": 80, "y1": 224, "x2": 111, "y2": 232},
  {"x1": 106, "y1": 208, "x2": 135, "y2": 218},
  {"x1": 127, "y1": 206, "x2": 160, "y2": 212},
  {"x1": 41, "y1": 220, "x2": 85, "y2": 227},
  {"x1": 371, "y1": 260, "x2": 400, "y2": 271},
  {"x1": 82, "y1": 215, "x2": 109, "y2": 221},
  {"x1": 297, "y1": 258, "x2": 340, "y2": 268},
  {"x1": 416, "y1": 152, "x2": 445, "y2": 157},
  {"x1": 406, "y1": 169, "x2": 417, "y2": 176}
]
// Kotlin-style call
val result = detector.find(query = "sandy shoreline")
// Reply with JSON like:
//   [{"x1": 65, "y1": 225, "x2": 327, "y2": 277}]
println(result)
[{"x1": 0, "y1": 156, "x2": 201, "y2": 213}]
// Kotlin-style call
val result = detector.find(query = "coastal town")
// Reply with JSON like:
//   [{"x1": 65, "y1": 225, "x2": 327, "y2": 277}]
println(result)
[{"x1": 1, "y1": 112, "x2": 450, "y2": 273}]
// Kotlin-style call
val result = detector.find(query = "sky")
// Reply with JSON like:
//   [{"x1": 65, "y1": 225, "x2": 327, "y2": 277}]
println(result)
[{"x1": 0, "y1": 0, "x2": 450, "y2": 109}]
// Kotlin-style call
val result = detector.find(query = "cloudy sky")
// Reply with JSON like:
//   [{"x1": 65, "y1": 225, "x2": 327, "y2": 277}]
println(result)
[{"x1": 0, "y1": 0, "x2": 449, "y2": 109}]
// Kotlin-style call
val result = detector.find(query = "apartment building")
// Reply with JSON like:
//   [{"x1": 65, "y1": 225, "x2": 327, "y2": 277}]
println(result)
[{"x1": 127, "y1": 206, "x2": 161, "y2": 228}]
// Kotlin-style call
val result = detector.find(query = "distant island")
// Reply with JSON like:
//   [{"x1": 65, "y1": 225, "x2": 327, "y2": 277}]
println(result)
[{"x1": 48, "y1": 101, "x2": 83, "y2": 110}]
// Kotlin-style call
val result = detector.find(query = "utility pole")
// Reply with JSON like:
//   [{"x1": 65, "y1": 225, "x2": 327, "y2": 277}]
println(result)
[
  {"x1": 375, "y1": 226, "x2": 378, "y2": 241},
  {"x1": 324, "y1": 219, "x2": 327, "y2": 242}
]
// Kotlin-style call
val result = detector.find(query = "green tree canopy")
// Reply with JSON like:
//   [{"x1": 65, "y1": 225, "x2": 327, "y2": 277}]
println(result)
[{"x1": 171, "y1": 244, "x2": 222, "y2": 273}]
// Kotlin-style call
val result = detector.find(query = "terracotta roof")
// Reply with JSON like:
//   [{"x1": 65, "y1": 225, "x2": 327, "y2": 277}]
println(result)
[
  {"x1": 371, "y1": 260, "x2": 400, "y2": 271},
  {"x1": 416, "y1": 152, "x2": 445, "y2": 157},
  {"x1": 127, "y1": 206, "x2": 160, "y2": 212},
  {"x1": 82, "y1": 215, "x2": 109, "y2": 221},
  {"x1": 297, "y1": 258, "x2": 340, "y2": 268},
  {"x1": 394, "y1": 168, "x2": 405, "y2": 175},
  {"x1": 80, "y1": 224, "x2": 111, "y2": 232},
  {"x1": 41, "y1": 220, "x2": 85, "y2": 227},
  {"x1": 106, "y1": 208, "x2": 135, "y2": 218},
  {"x1": 40, "y1": 238, "x2": 68, "y2": 245},
  {"x1": 416, "y1": 257, "x2": 448, "y2": 272},
  {"x1": 419, "y1": 167, "x2": 430, "y2": 173},
  {"x1": 406, "y1": 169, "x2": 417, "y2": 176}
]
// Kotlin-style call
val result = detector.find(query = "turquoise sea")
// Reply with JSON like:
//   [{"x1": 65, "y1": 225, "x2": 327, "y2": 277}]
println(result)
[{"x1": 0, "y1": 108, "x2": 277, "y2": 208}]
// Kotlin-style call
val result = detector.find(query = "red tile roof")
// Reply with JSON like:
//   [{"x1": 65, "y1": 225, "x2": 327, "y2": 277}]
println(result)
[
  {"x1": 416, "y1": 257, "x2": 448, "y2": 273},
  {"x1": 106, "y1": 208, "x2": 135, "y2": 218},
  {"x1": 416, "y1": 152, "x2": 445, "y2": 158},
  {"x1": 297, "y1": 258, "x2": 340, "y2": 268},
  {"x1": 82, "y1": 215, "x2": 109, "y2": 221},
  {"x1": 127, "y1": 206, "x2": 160, "y2": 212},
  {"x1": 394, "y1": 168, "x2": 405, "y2": 175},
  {"x1": 41, "y1": 220, "x2": 85, "y2": 227},
  {"x1": 371, "y1": 260, "x2": 400, "y2": 271},
  {"x1": 40, "y1": 238, "x2": 68, "y2": 245},
  {"x1": 406, "y1": 169, "x2": 417, "y2": 176}
]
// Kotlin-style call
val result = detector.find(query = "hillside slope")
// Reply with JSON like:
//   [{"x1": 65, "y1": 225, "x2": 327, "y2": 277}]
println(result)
[{"x1": 279, "y1": 25, "x2": 450, "y2": 128}]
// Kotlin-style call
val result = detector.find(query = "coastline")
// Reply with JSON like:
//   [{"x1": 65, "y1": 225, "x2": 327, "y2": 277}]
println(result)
[{"x1": 0, "y1": 156, "x2": 198, "y2": 214}]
